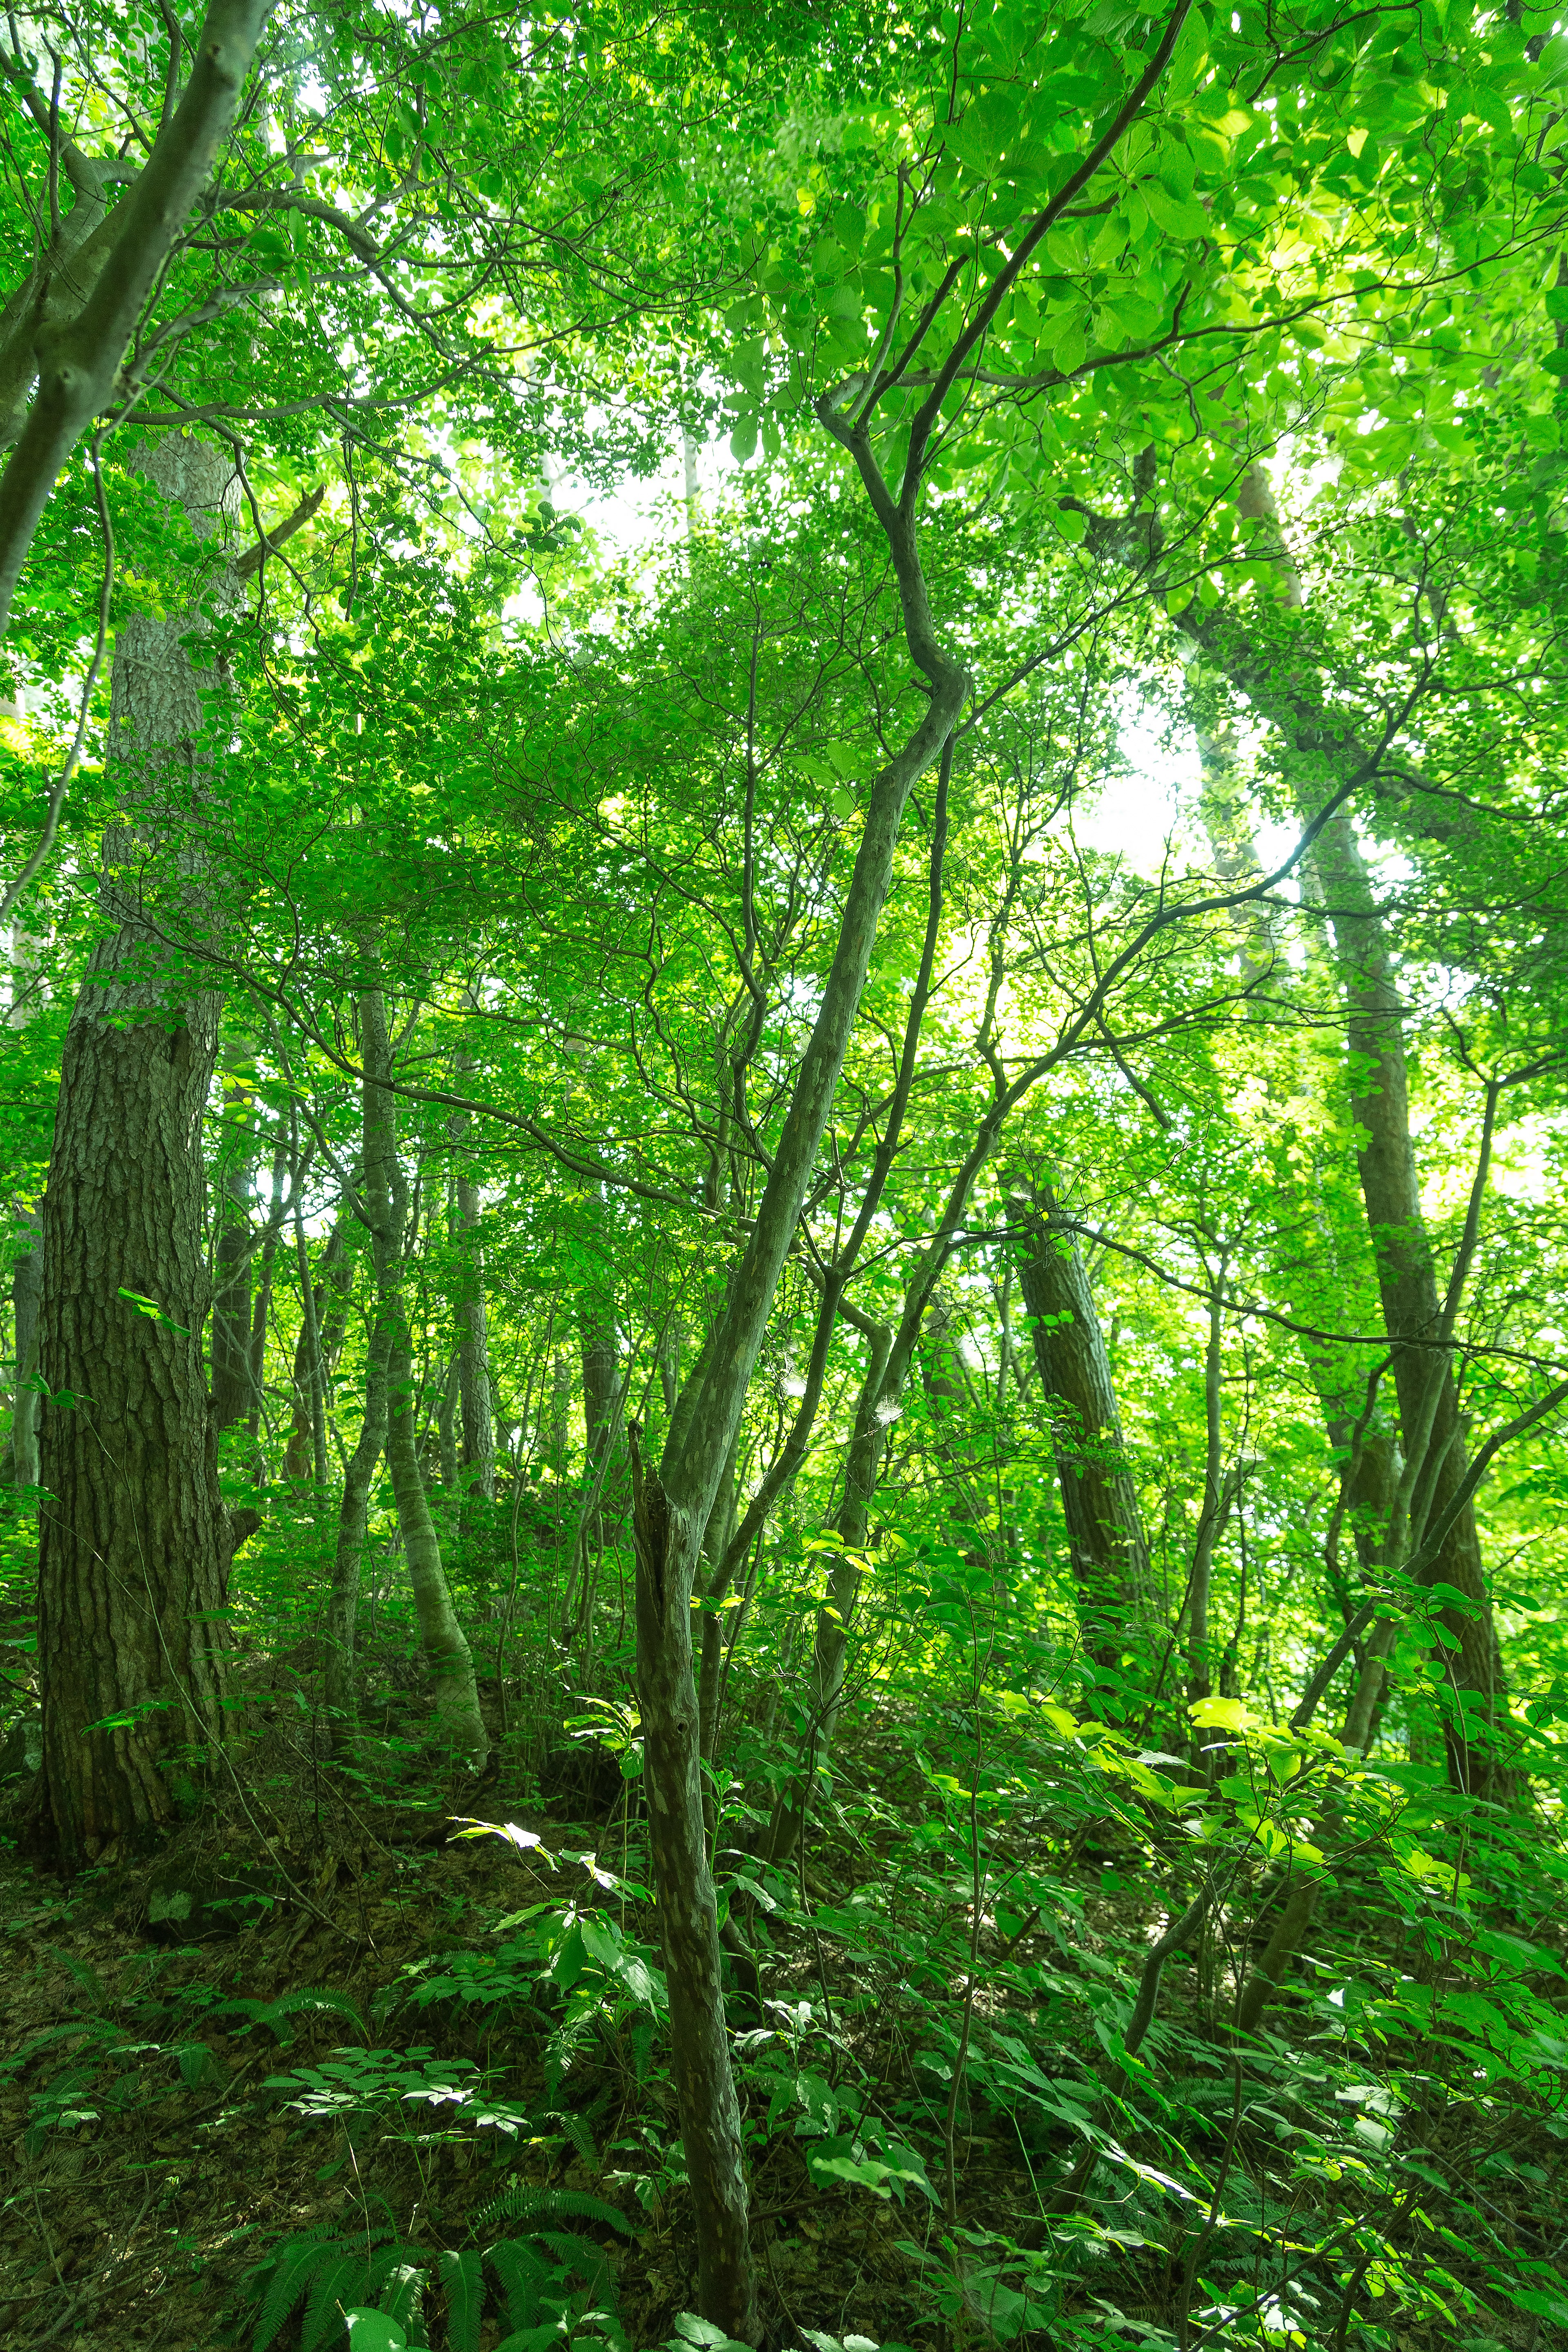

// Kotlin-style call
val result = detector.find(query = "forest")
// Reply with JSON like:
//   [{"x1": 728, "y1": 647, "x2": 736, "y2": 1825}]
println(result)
[{"x1": 2, "y1": 0, "x2": 1568, "y2": 2347}]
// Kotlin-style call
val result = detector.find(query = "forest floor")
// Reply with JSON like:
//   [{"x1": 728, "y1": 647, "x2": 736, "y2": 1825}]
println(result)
[
  {"x1": 0, "y1": 1644, "x2": 1550, "y2": 2352},
  {"x1": 0, "y1": 1648, "x2": 1054, "y2": 2352}
]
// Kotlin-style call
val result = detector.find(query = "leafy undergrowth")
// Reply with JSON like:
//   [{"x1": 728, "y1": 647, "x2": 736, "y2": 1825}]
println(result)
[{"x1": 2, "y1": 1648, "x2": 1568, "y2": 2352}]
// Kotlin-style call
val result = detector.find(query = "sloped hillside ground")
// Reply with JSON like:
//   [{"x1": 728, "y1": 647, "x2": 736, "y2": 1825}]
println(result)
[{"x1": 1, "y1": 1637, "x2": 1565, "y2": 2352}]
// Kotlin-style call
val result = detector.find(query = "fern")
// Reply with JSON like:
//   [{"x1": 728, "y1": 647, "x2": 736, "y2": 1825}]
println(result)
[
  {"x1": 630, "y1": 2020, "x2": 657, "y2": 2085},
  {"x1": 239, "y1": 2224, "x2": 616, "y2": 2352},
  {"x1": 205, "y1": 1996, "x2": 291, "y2": 2042},
  {"x1": 436, "y1": 2248, "x2": 485, "y2": 2352},
  {"x1": 301, "y1": 2252, "x2": 364, "y2": 2352},
  {"x1": 476, "y1": 2185, "x2": 632, "y2": 2236},
  {"x1": 366, "y1": 2254, "x2": 428, "y2": 2330},
  {"x1": 551, "y1": 2106, "x2": 599, "y2": 2171},
  {"x1": 534, "y1": 2228, "x2": 615, "y2": 2280},
  {"x1": 263, "y1": 1986, "x2": 368, "y2": 2042},
  {"x1": 252, "y1": 2237, "x2": 338, "y2": 2352},
  {"x1": 486, "y1": 2238, "x2": 552, "y2": 2333}
]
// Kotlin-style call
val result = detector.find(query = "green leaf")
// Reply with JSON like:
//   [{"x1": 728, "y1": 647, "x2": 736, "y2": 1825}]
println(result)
[
  {"x1": 343, "y1": 2316, "x2": 406, "y2": 2352},
  {"x1": 1189, "y1": 1696, "x2": 1255, "y2": 1732},
  {"x1": 436, "y1": 2249, "x2": 485, "y2": 2352}
]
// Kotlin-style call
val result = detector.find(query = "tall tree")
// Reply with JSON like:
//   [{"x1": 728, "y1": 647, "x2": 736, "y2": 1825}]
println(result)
[{"x1": 35, "y1": 433, "x2": 236, "y2": 1863}]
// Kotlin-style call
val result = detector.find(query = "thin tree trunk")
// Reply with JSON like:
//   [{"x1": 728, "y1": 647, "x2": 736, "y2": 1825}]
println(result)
[
  {"x1": 630, "y1": 481, "x2": 966, "y2": 2334},
  {"x1": 452, "y1": 1135, "x2": 497, "y2": 1509},
  {"x1": 1012, "y1": 1183, "x2": 1152, "y2": 1686},
  {"x1": 359, "y1": 988, "x2": 488, "y2": 1766},
  {"x1": 5, "y1": 1218, "x2": 40, "y2": 1486},
  {"x1": 210, "y1": 1085, "x2": 255, "y2": 1432},
  {"x1": 36, "y1": 432, "x2": 236, "y2": 1865},
  {"x1": 326, "y1": 1301, "x2": 388, "y2": 1751},
  {"x1": 437, "y1": 1350, "x2": 461, "y2": 1491},
  {"x1": 1174, "y1": 467, "x2": 1508, "y2": 1796},
  {"x1": 245, "y1": 1134, "x2": 286, "y2": 1442},
  {"x1": 285, "y1": 1213, "x2": 349, "y2": 1493}
]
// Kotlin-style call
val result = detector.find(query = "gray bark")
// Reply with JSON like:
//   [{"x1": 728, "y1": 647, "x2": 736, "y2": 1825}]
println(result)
[
  {"x1": 326, "y1": 1298, "x2": 388, "y2": 1751},
  {"x1": 454, "y1": 1173, "x2": 497, "y2": 1505},
  {"x1": 359, "y1": 989, "x2": 487, "y2": 1765},
  {"x1": 631, "y1": 483, "x2": 967, "y2": 2335},
  {"x1": 36, "y1": 432, "x2": 236, "y2": 1864}
]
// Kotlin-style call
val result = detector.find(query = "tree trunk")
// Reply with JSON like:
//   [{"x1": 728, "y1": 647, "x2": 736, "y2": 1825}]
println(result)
[
  {"x1": 453, "y1": 1160, "x2": 497, "y2": 1508},
  {"x1": 1172, "y1": 467, "x2": 1508, "y2": 1797},
  {"x1": 244, "y1": 1135, "x2": 286, "y2": 1443},
  {"x1": 5, "y1": 1220, "x2": 40, "y2": 1486},
  {"x1": 1012, "y1": 1183, "x2": 1152, "y2": 1685},
  {"x1": 359, "y1": 989, "x2": 488, "y2": 1766},
  {"x1": 36, "y1": 432, "x2": 236, "y2": 1864},
  {"x1": 437, "y1": 1350, "x2": 461, "y2": 1492},
  {"x1": 581, "y1": 1305, "x2": 619, "y2": 1469},
  {"x1": 210, "y1": 1085, "x2": 255, "y2": 1431},
  {"x1": 633, "y1": 521, "x2": 965, "y2": 2336},
  {"x1": 285, "y1": 1213, "x2": 350, "y2": 1492},
  {"x1": 1309, "y1": 809, "x2": 1506, "y2": 1793},
  {"x1": 325, "y1": 1302, "x2": 388, "y2": 1751}
]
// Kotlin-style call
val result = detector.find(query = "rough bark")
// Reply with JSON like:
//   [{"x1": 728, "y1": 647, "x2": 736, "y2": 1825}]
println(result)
[
  {"x1": 36, "y1": 433, "x2": 236, "y2": 1863},
  {"x1": 1013, "y1": 1184, "x2": 1152, "y2": 1682},
  {"x1": 359, "y1": 989, "x2": 487, "y2": 1766}
]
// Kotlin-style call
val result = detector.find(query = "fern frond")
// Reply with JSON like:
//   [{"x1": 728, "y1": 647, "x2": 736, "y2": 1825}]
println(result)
[
  {"x1": 475, "y1": 2186, "x2": 632, "y2": 2236},
  {"x1": 372, "y1": 2260, "x2": 429, "y2": 2333},
  {"x1": 252, "y1": 2237, "x2": 334, "y2": 2352},
  {"x1": 436, "y1": 2247, "x2": 485, "y2": 2352},
  {"x1": 552, "y1": 2108, "x2": 599, "y2": 2171},
  {"x1": 263, "y1": 1986, "x2": 368, "y2": 2042},
  {"x1": 534, "y1": 2229, "x2": 618, "y2": 2290},
  {"x1": 202, "y1": 1997, "x2": 276, "y2": 2036},
  {"x1": 302, "y1": 2252, "x2": 365, "y2": 2352},
  {"x1": 486, "y1": 2238, "x2": 551, "y2": 2332}
]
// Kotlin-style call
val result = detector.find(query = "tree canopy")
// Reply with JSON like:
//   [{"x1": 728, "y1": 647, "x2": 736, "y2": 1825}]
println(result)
[{"x1": 4, "y1": 2, "x2": 1568, "y2": 2348}]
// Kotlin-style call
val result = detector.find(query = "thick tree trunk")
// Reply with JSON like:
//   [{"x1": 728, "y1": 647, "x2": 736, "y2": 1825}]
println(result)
[
  {"x1": 1012, "y1": 1184, "x2": 1152, "y2": 1684},
  {"x1": 36, "y1": 432, "x2": 236, "y2": 1866},
  {"x1": 359, "y1": 989, "x2": 487, "y2": 1766}
]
